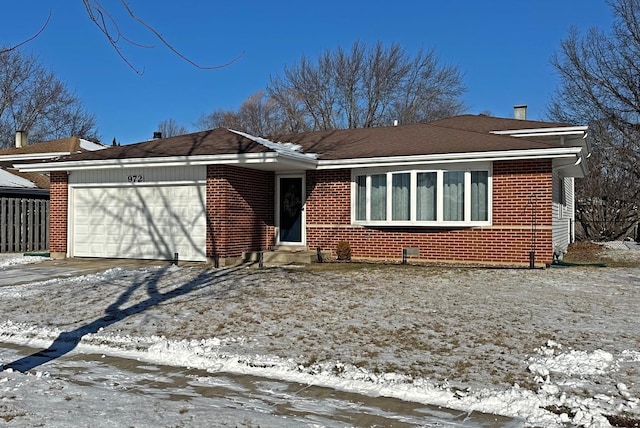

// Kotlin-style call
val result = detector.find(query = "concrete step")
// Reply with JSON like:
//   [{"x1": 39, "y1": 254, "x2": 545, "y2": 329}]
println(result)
[{"x1": 243, "y1": 250, "x2": 327, "y2": 266}]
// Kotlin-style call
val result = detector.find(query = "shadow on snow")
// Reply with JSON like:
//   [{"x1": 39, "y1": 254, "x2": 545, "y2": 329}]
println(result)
[{"x1": 2, "y1": 263, "x2": 255, "y2": 372}]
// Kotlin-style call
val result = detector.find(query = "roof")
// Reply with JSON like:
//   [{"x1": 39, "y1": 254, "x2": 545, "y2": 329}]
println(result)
[
  {"x1": 43, "y1": 119, "x2": 567, "y2": 163},
  {"x1": 53, "y1": 129, "x2": 273, "y2": 162},
  {"x1": 427, "y1": 114, "x2": 570, "y2": 133},
  {"x1": 15, "y1": 115, "x2": 590, "y2": 176},
  {"x1": 0, "y1": 138, "x2": 107, "y2": 167},
  {"x1": 0, "y1": 137, "x2": 104, "y2": 156},
  {"x1": 268, "y1": 123, "x2": 562, "y2": 161},
  {"x1": 0, "y1": 168, "x2": 49, "y2": 189}
]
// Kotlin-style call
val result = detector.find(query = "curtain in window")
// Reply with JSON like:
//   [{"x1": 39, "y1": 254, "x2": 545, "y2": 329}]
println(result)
[
  {"x1": 443, "y1": 171, "x2": 464, "y2": 221},
  {"x1": 392, "y1": 173, "x2": 410, "y2": 220},
  {"x1": 371, "y1": 174, "x2": 387, "y2": 221},
  {"x1": 417, "y1": 172, "x2": 436, "y2": 221},
  {"x1": 356, "y1": 175, "x2": 366, "y2": 221},
  {"x1": 471, "y1": 171, "x2": 488, "y2": 221}
]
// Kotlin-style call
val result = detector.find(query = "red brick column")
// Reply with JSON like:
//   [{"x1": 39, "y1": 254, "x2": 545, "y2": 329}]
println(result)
[
  {"x1": 49, "y1": 171, "x2": 68, "y2": 258},
  {"x1": 206, "y1": 165, "x2": 275, "y2": 264}
]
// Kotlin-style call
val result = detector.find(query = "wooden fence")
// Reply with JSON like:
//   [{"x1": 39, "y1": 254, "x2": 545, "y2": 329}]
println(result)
[{"x1": 0, "y1": 196, "x2": 49, "y2": 253}]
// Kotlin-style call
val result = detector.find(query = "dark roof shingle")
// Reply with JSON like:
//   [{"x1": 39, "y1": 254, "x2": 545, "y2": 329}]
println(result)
[{"x1": 54, "y1": 117, "x2": 568, "y2": 163}]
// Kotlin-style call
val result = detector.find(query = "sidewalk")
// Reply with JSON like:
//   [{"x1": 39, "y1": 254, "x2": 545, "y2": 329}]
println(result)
[{"x1": 0, "y1": 342, "x2": 522, "y2": 427}]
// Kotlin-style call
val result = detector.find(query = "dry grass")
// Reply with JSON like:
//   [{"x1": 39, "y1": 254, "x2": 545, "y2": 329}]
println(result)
[
  {"x1": 563, "y1": 241, "x2": 605, "y2": 263},
  {"x1": 564, "y1": 241, "x2": 640, "y2": 268}
]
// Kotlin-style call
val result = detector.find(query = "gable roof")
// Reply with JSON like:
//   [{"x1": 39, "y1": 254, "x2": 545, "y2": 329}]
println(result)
[
  {"x1": 15, "y1": 115, "x2": 590, "y2": 176},
  {"x1": 32, "y1": 120, "x2": 571, "y2": 163}
]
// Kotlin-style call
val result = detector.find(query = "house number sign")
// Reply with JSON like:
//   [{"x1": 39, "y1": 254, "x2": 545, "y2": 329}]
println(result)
[{"x1": 127, "y1": 175, "x2": 143, "y2": 183}]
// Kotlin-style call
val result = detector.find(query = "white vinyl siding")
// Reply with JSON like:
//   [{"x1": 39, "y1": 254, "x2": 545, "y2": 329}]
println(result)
[{"x1": 552, "y1": 171, "x2": 575, "y2": 254}]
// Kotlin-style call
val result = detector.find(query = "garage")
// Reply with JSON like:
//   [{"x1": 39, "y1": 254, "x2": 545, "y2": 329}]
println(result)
[{"x1": 69, "y1": 167, "x2": 207, "y2": 262}]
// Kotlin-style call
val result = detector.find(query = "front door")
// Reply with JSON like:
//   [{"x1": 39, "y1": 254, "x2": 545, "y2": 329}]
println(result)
[{"x1": 278, "y1": 176, "x2": 304, "y2": 244}]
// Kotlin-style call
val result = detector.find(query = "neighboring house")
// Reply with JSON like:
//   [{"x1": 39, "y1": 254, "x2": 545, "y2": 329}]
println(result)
[
  {"x1": 0, "y1": 134, "x2": 106, "y2": 253},
  {"x1": 16, "y1": 110, "x2": 590, "y2": 267}
]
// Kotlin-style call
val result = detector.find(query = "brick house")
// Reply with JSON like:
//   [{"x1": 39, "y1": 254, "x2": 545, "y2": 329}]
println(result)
[{"x1": 17, "y1": 113, "x2": 590, "y2": 267}]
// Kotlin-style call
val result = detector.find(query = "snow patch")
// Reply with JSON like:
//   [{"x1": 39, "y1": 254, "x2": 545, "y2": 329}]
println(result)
[
  {"x1": 228, "y1": 129, "x2": 318, "y2": 160},
  {"x1": 0, "y1": 254, "x2": 48, "y2": 269},
  {"x1": 0, "y1": 168, "x2": 36, "y2": 188}
]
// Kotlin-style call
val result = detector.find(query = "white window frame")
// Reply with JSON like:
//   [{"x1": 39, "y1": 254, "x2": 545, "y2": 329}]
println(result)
[{"x1": 351, "y1": 162, "x2": 492, "y2": 227}]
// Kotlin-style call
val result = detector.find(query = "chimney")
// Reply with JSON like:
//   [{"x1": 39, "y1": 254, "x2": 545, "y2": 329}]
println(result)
[
  {"x1": 15, "y1": 130, "x2": 28, "y2": 148},
  {"x1": 514, "y1": 105, "x2": 527, "y2": 120},
  {"x1": 152, "y1": 131, "x2": 162, "y2": 139}
]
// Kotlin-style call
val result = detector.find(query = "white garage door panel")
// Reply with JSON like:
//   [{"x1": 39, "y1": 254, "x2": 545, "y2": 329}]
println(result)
[{"x1": 73, "y1": 186, "x2": 207, "y2": 261}]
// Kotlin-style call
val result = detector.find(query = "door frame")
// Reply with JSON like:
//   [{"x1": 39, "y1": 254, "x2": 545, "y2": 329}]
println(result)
[{"x1": 275, "y1": 173, "x2": 306, "y2": 246}]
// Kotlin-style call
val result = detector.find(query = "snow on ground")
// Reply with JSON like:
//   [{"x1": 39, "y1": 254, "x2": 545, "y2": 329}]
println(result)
[
  {"x1": 0, "y1": 253, "x2": 49, "y2": 269},
  {"x1": 0, "y1": 252, "x2": 639, "y2": 427}
]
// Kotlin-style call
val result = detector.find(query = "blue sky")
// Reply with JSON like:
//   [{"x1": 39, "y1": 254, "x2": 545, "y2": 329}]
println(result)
[{"x1": 2, "y1": 1, "x2": 614, "y2": 145}]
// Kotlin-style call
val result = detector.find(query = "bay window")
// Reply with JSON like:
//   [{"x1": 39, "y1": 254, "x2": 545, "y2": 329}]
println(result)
[{"x1": 353, "y1": 165, "x2": 491, "y2": 226}]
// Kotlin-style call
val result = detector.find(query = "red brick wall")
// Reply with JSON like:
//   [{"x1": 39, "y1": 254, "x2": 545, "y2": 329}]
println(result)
[
  {"x1": 206, "y1": 165, "x2": 274, "y2": 258},
  {"x1": 49, "y1": 171, "x2": 68, "y2": 254},
  {"x1": 305, "y1": 160, "x2": 554, "y2": 266}
]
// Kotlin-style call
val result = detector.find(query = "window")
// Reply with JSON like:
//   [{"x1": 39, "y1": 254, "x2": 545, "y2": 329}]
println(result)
[
  {"x1": 392, "y1": 173, "x2": 410, "y2": 221},
  {"x1": 471, "y1": 171, "x2": 488, "y2": 221},
  {"x1": 354, "y1": 166, "x2": 491, "y2": 226},
  {"x1": 370, "y1": 174, "x2": 387, "y2": 221},
  {"x1": 356, "y1": 175, "x2": 366, "y2": 221},
  {"x1": 443, "y1": 171, "x2": 464, "y2": 221},
  {"x1": 416, "y1": 172, "x2": 436, "y2": 221}
]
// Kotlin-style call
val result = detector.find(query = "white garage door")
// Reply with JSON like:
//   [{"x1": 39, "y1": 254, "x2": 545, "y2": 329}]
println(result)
[{"x1": 72, "y1": 185, "x2": 207, "y2": 261}]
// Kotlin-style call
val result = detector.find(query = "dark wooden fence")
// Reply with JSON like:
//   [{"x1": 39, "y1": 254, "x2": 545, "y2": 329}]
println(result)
[{"x1": 0, "y1": 195, "x2": 49, "y2": 253}]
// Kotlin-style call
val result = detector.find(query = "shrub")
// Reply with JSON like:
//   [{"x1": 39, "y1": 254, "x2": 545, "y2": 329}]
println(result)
[{"x1": 336, "y1": 240, "x2": 352, "y2": 261}]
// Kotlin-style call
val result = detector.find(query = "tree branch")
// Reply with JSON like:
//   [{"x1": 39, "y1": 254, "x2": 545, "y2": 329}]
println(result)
[{"x1": 0, "y1": 11, "x2": 52, "y2": 54}]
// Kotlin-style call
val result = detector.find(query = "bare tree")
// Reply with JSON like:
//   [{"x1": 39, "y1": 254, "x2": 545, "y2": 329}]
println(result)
[
  {"x1": 267, "y1": 41, "x2": 467, "y2": 131},
  {"x1": 0, "y1": 49, "x2": 97, "y2": 148},
  {"x1": 196, "y1": 91, "x2": 287, "y2": 135},
  {"x1": 157, "y1": 118, "x2": 188, "y2": 138},
  {"x1": 549, "y1": 0, "x2": 640, "y2": 241},
  {"x1": 2, "y1": 2, "x2": 241, "y2": 75}
]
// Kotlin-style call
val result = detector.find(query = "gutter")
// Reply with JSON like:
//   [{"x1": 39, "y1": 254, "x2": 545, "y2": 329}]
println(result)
[
  {"x1": 15, "y1": 152, "x2": 319, "y2": 173},
  {"x1": 1, "y1": 152, "x2": 75, "y2": 162},
  {"x1": 317, "y1": 147, "x2": 586, "y2": 169}
]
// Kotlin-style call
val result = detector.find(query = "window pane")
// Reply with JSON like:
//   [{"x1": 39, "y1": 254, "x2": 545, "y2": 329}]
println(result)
[
  {"x1": 471, "y1": 171, "x2": 488, "y2": 221},
  {"x1": 356, "y1": 175, "x2": 366, "y2": 221},
  {"x1": 417, "y1": 172, "x2": 437, "y2": 221},
  {"x1": 370, "y1": 174, "x2": 387, "y2": 221},
  {"x1": 392, "y1": 173, "x2": 410, "y2": 220},
  {"x1": 443, "y1": 171, "x2": 464, "y2": 221}
]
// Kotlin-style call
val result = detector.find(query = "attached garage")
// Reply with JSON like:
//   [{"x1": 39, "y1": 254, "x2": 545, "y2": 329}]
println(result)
[{"x1": 68, "y1": 166, "x2": 207, "y2": 262}]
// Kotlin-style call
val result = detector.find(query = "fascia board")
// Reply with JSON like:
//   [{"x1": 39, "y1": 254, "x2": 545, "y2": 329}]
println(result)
[
  {"x1": 15, "y1": 152, "x2": 318, "y2": 173},
  {"x1": 316, "y1": 147, "x2": 584, "y2": 169},
  {"x1": 2, "y1": 152, "x2": 73, "y2": 162},
  {"x1": 491, "y1": 126, "x2": 588, "y2": 136}
]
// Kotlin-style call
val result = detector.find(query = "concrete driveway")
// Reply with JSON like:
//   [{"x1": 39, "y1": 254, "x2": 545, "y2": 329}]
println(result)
[{"x1": 0, "y1": 255, "x2": 177, "y2": 287}]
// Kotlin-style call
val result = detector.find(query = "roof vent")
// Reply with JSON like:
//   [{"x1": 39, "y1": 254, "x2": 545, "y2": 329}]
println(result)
[
  {"x1": 514, "y1": 104, "x2": 527, "y2": 120},
  {"x1": 15, "y1": 130, "x2": 28, "y2": 148},
  {"x1": 152, "y1": 131, "x2": 162, "y2": 139}
]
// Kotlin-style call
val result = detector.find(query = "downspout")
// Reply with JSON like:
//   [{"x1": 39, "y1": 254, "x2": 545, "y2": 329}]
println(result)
[{"x1": 527, "y1": 195, "x2": 537, "y2": 269}]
